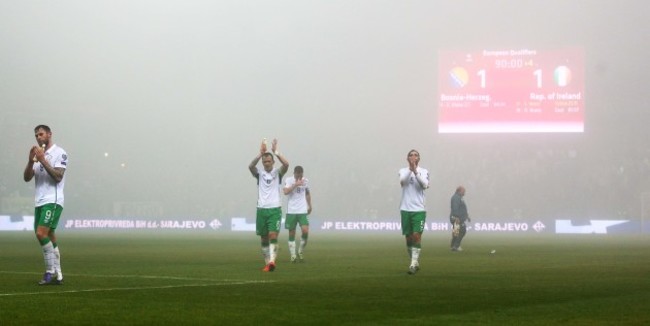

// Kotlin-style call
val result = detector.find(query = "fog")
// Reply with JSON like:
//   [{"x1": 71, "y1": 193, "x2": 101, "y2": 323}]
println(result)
[{"x1": 2, "y1": 1, "x2": 649, "y2": 224}]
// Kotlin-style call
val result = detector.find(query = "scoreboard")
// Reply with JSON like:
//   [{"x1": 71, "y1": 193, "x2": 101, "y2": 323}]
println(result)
[{"x1": 438, "y1": 48, "x2": 584, "y2": 133}]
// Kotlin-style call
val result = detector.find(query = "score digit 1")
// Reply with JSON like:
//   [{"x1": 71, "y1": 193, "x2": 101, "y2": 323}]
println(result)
[
  {"x1": 533, "y1": 69, "x2": 542, "y2": 88},
  {"x1": 477, "y1": 69, "x2": 486, "y2": 88}
]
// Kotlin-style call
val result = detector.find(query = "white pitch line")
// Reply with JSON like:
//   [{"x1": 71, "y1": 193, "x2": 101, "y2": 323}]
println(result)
[
  {"x1": 0, "y1": 271, "x2": 249, "y2": 282},
  {"x1": 0, "y1": 280, "x2": 275, "y2": 297}
]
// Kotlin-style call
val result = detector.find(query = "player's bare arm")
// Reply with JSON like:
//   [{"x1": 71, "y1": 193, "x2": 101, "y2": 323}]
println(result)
[
  {"x1": 306, "y1": 189, "x2": 312, "y2": 214},
  {"x1": 271, "y1": 139, "x2": 289, "y2": 176},
  {"x1": 44, "y1": 166, "x2": 66, "y2": 183},
  {"x1": 23, "y1": 160, "x2": 34, "y2": 182},
  {"x1": 276, "y1": 153, "x2": 289, "y2": 176},
  {"x1": 249, "y1": 154, "x2": 262, "y2": 177},
  {"x1": 24, "y1": 146, "x2": 39, "y2": 180},
  {"x1": 23, "y1": 145, "x2": 45, "y2": 182},
  {"x1": 248, "y1": 139, "x2": 268, "y2": 176},
  {"x1": 261, "y1": 138, "x2": 268, "y2": 153}
]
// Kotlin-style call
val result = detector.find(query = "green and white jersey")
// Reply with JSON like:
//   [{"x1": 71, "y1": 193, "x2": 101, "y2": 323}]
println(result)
[
  {"x1": 399, "y1": 167, "x2": 429, "y2": 212},
  {"x1": 34, "y1": 144, "x2": 68, "y2": 207},
  {"x1": 256, "y1": 167, "x2": 282, "y2": 209},
  {"x1": 284, "y1": 176, "x2": 310, "y2": 214}
]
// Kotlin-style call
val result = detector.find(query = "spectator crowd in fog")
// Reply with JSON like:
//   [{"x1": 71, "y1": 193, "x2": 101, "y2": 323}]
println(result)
[{"x1": 2, "y1": 117, "x2": 649, "y2": 222}]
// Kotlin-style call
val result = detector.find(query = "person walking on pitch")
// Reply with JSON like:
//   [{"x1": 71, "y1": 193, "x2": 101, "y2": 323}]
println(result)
[
  {"x1": 23, "y1": 125, "x2": 68, "y2": 285},
  {"x1": 283, "y1": 165, "x2": 312, "y2": 263},
  {"x1": 450, "y1": 186, "x2": 470, "y2": 251},
  {"x1": 399, "y1": 149, "x2": 430, "y2": 275},
  {"x1": 248, "y1": 138, "x2": 289, "y2": 272}
]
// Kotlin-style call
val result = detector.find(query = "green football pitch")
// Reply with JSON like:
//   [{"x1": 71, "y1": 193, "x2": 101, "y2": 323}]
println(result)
[{"x1": 1, "y1": 231, "x2": 649, "y2": 325}]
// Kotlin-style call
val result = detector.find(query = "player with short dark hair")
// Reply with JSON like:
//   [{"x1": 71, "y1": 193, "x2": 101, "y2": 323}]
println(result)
[
  {"x1": 283, "y1": 165, "x2": 311, "y2": 263},
  {"x1": 23, "y1": 125, "x2": 68, "y2": 285},
  {"x1": 248, "y1": 139, "x2": 289, "y2": 272},
  {"x1": 399, "y1": 149, "x2": 429, "y2": 275}
]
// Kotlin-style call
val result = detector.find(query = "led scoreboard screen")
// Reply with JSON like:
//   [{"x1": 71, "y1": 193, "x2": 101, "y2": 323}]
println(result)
[{"x1": 438, "y1": 48, "x2": 584, "y2": 133}]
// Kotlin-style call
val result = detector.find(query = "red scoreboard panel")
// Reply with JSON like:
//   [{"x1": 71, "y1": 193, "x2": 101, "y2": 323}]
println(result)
[{"x1": 438, "y1": 48, "x2": 584, "y2": 133}]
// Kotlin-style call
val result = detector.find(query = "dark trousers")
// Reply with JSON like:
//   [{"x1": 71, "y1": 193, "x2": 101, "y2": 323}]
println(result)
[{"x1": 450, "y1": 218, "x2": 467, "y2": 249}]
